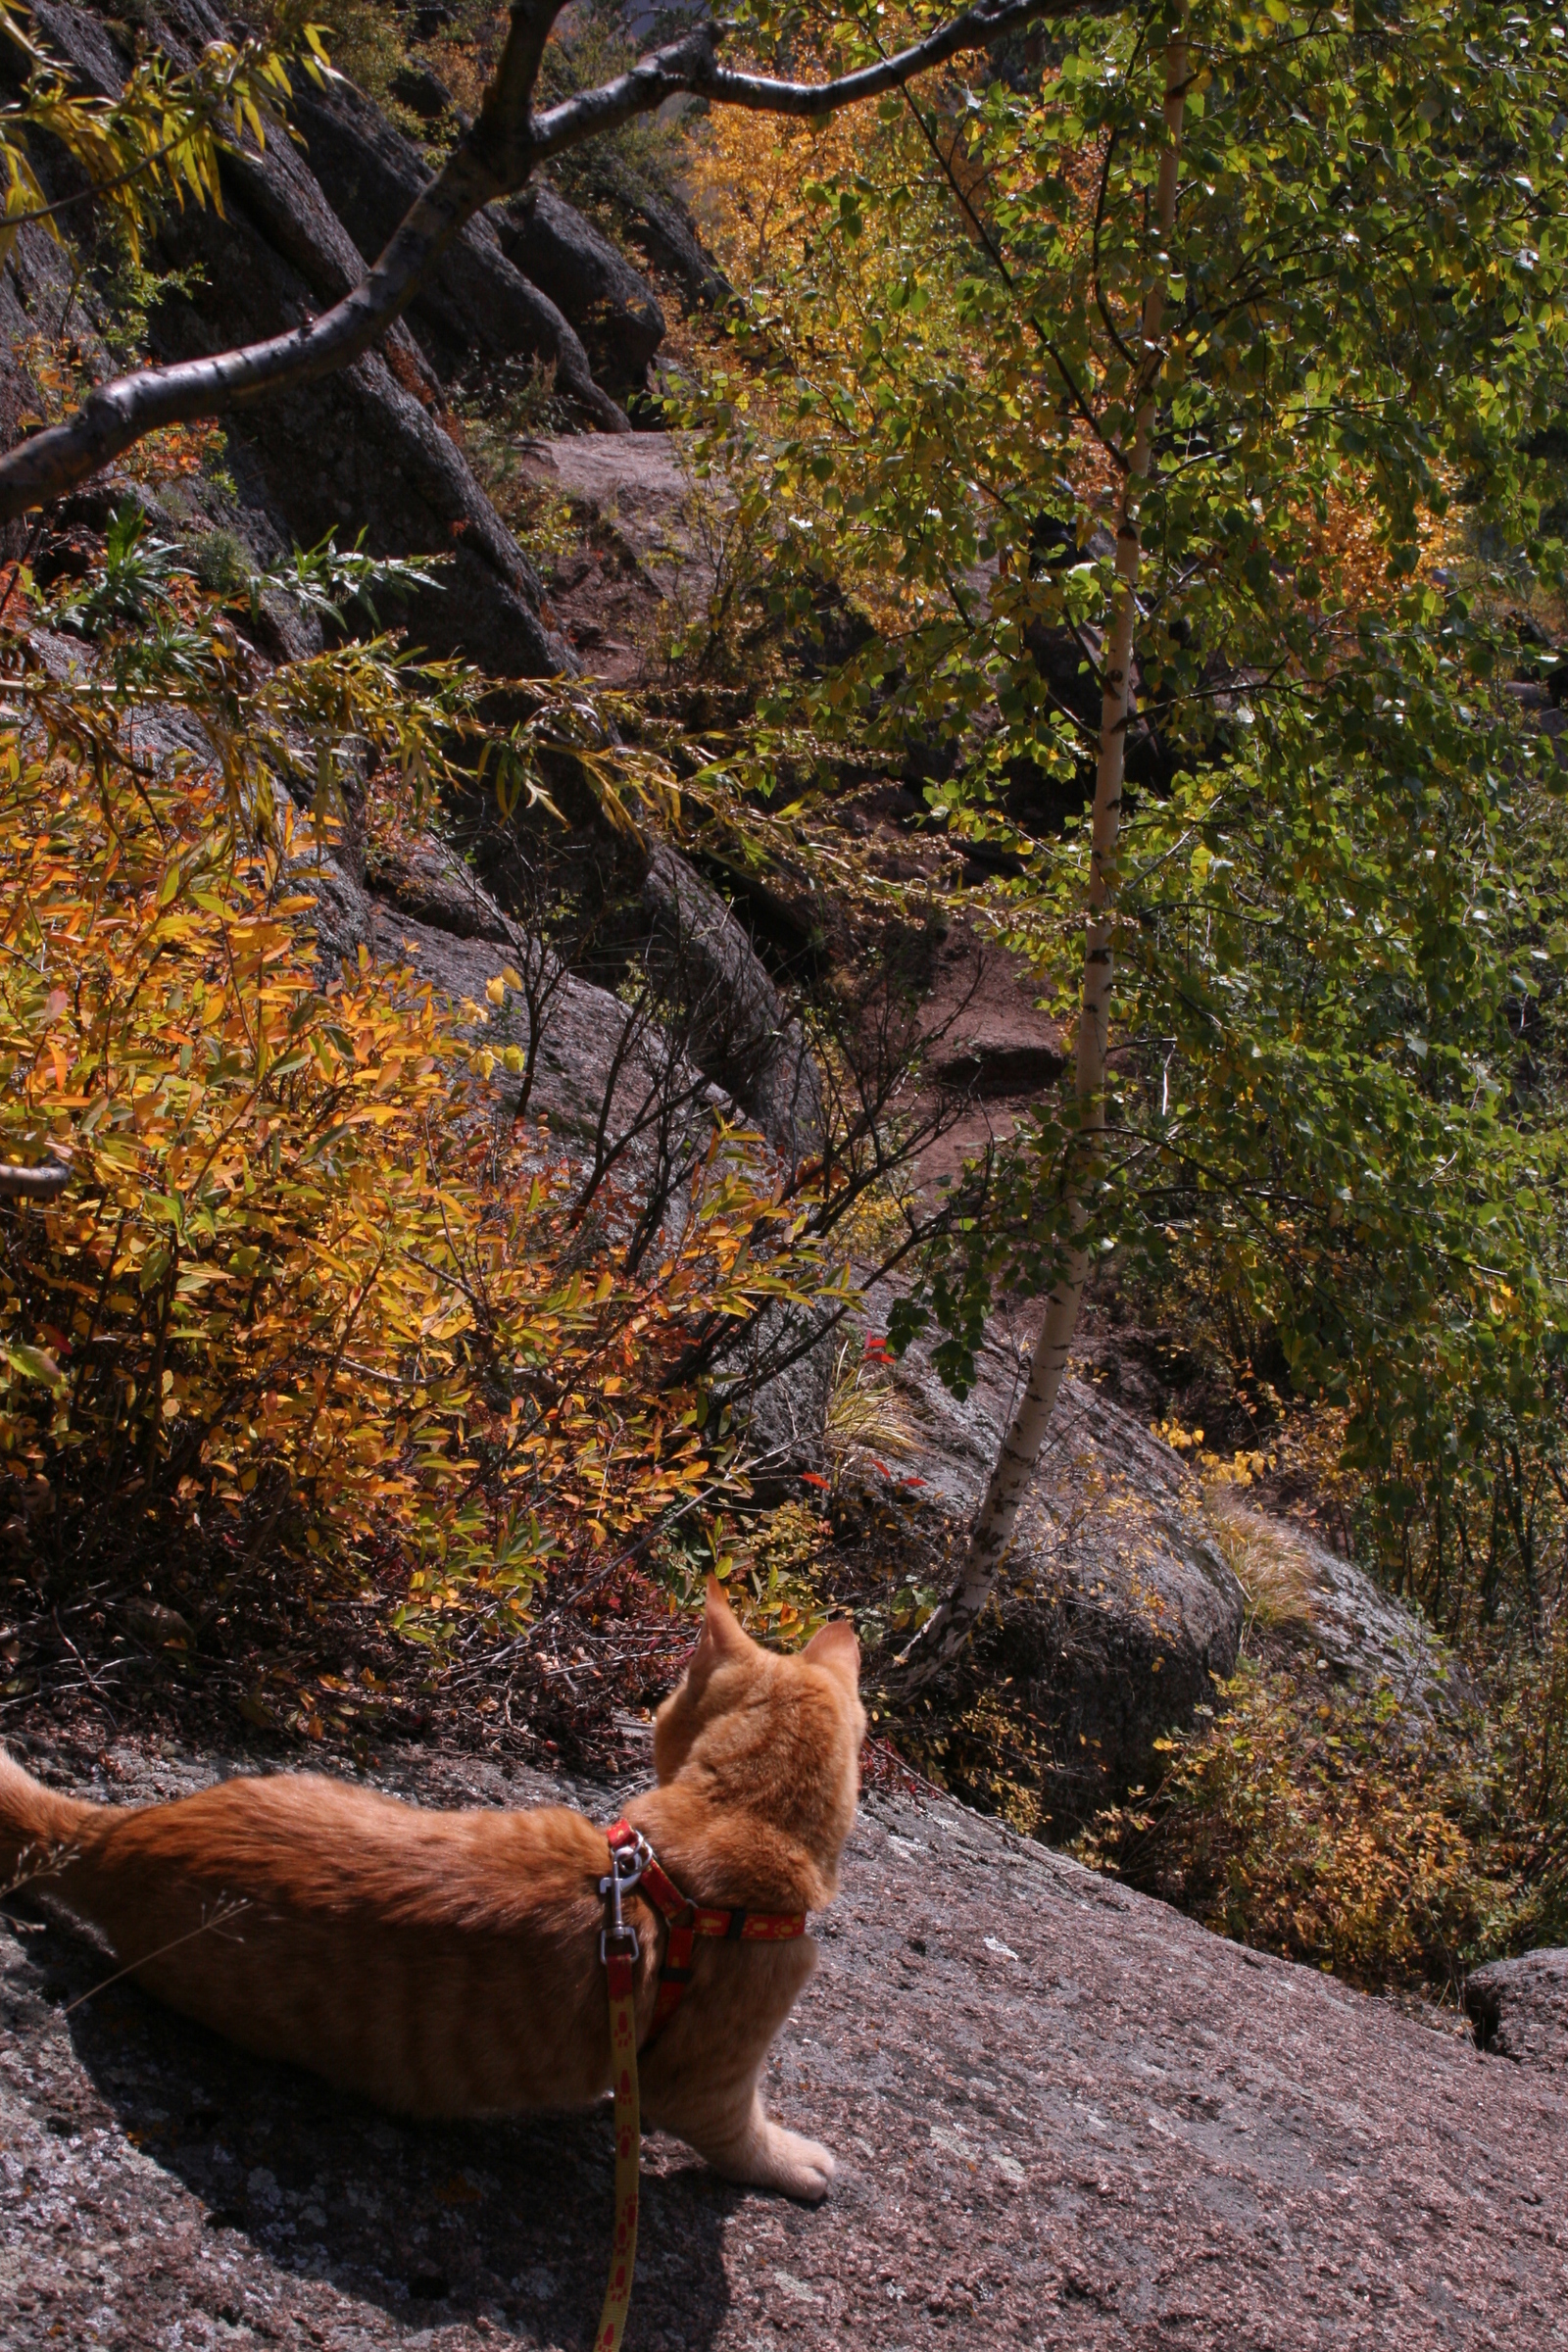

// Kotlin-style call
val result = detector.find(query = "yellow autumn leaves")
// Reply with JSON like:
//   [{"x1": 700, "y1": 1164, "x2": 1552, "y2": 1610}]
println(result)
[{"x1": 0, "y1": 686, "x2": 817, "y2": 1640}]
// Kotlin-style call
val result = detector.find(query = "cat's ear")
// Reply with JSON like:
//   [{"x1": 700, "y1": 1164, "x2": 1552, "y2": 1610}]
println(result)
[
  {"x1": 700, "y1": 1580, "x2": 752, "y2": 1655},
  {"x1": 804, "y1": 1615, "x2": 860, "y2": 1686},
  {"x1": 691, "y1": 1573, "x2": 748, "y2": 1674}
]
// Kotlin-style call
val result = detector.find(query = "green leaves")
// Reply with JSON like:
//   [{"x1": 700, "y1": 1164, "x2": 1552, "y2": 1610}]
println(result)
[
  {"x1": 689, "y1": 0, "x2": 1568, "y2": 1618},
  {"x1": 264, "y1": 532, "x2": 448, "y2": 634}
]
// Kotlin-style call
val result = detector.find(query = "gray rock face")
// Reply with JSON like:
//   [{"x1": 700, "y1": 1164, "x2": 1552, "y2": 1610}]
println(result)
[
  {"x1": 869, "y1": 1290, "x2": 1245, "y2": 1823},
  {"x1": 518, "y1": 430, "x2": 724, "y2": 615},
  {"x1": 588, "y1": 154, "x2": 734, "y2": 316},
  {"x1": 641, "y1": 846, "x2": 822, "y2": 1168},
  {"x1": 10, "y1": 1, "x2": 572, "y2": 677},
  {"x1": 5, "y1": 1730, "x2": 1564, "y2": 2352},
  {"x1": 497, "y1": 184, "x2": 665, "y2": 398},
  {"x1": 365, "y1": 837, "x2": 517, "y2": 946},
  {"x1": 288, "y1": 838, "x2": 373, "y2": 975},
  {"x1": 1292, "y1": 1537, "x2": 1459, "y2": 1705},
  {"x1": 0, "y1": 213, "x2": 85, "y2": 564},
  {"x1": 639, "y1": 848, "x2": 833, "y2": 1484},
  {"x1": 366, "y1": 894, "x2": 695, "y2": 1155},
  {"x1": 286, "y1": 77, "x2": 630, "y2": 434},
  {"x1": 1210, "y1": 1499, "x2": 1470, "y2": 1718},
  {"x1": 1466, "y1": 1947, "x2": 1568, "y2": 2072},
  {"x1": 361, "y1": 843, "x2": 833, "y2": 1478}
]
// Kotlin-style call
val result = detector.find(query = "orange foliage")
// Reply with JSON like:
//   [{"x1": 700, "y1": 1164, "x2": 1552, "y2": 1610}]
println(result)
[
  {"x1": 686, "y1": 97, "x2": 862, "y2": 289},
  {"x1": 0, "y1": 668, "x2": 818, "y2": 1642},
  {"x1": 15, "y1": 332, "x2": 228, "y2": 487}
]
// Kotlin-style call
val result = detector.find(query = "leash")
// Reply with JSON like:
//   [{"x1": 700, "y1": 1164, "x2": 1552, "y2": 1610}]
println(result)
[
  {"x1": 591, "y1": 1822, "x2": 808, "y2": 2352},
  {"x1": 593, "y1": 1835, "x2": 644, "y2": 2352}
]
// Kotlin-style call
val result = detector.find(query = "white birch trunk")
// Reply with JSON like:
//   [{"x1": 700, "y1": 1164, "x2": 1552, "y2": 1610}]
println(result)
[{"x1": 902, "y1": 26, "x2": 1189, "y2": 1682}]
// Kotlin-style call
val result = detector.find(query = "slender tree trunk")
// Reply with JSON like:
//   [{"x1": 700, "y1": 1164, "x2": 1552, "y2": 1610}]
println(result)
[{"x1": 900, "y1": 22, "x2": 1189, "y2": 1684}]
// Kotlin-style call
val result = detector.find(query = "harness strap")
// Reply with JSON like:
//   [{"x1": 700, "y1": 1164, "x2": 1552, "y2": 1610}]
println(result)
[
  {"x1": 592, "y1": 1821, "x2": 808, "y2": 2352},
  {"x1": 606, "y1": 1815, "x2": 807, "y2": 2039}
]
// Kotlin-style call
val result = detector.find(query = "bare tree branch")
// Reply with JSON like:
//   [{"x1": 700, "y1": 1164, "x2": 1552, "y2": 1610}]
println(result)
[
  {"x1": 0, "y1": 140, "x2": 501, "y2": 519},
  {"x1": 0, "y1": 0, "x2": 1084, "y2": 521},
  {"x1": 527, "y1": 0, "x2": 1078, "y2": 156},
  {"x1": 0, "y1": 1153, "x2": 70, "y2": 1199}
]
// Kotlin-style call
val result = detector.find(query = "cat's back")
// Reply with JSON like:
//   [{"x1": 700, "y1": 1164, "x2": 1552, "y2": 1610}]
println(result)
[
  {"x1": 72, "y1": 1774, "x2": 624, "y2": 2115},
  {"x1": 94, "y1": 1769, "x2": 607, "y2": 1928}
]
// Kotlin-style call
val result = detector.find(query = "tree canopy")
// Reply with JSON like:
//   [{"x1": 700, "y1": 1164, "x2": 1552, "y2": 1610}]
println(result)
[{"x1": 677, "y1": 0, "x2": 1568, "y2": 1653}]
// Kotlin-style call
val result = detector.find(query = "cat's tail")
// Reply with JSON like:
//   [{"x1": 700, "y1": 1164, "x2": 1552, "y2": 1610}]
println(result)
[{"x1": 0, "y1": 1746, "x2": 94, "y2": 1892}]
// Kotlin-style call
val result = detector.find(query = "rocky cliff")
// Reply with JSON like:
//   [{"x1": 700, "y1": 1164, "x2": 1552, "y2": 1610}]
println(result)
[
  {"x1": 0, "y1": 0, "x2": 685, "y2": 671},
  {"x1": 3, "y1": 1729, "x2": 1563, "y2": 2351}
]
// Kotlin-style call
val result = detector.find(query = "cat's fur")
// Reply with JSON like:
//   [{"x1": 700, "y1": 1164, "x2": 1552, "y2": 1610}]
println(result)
[{"x1": 0, "y1": 1579, "x2": 863, "y2": 2199}]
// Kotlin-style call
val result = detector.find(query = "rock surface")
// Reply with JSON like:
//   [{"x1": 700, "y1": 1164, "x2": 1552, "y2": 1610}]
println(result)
[
  {"x1": 361, "y1": 845, "x2": 834, "y2": 1478},
  {"x1": 641, "y1": 845, "x2": 823, "y2": 1168},
  {"x1": 287, "y1": 76, "x2": 630, "y2": 434},
  {"x1": 499, "y1": 186, "x2": 666, "y2": 400},
  {"x1": 866, "y1": 1290, "x2": 1245, "y2": 1824},
  {"x1": 1466, "y1": 1947, "x2": 1568, "y2": 2075},
  {"x1": 587, "y1": 154, "x2": 734, "y2": 317},
  {"x1": 7, "y1": 0, "x2": 571, "y2": 677},
  {"x1": 2, "y1": 1729, "x2": 1564, "y2": 2351},
  {"x1": 1210, "y1": 1499, "x2": 1469, "y2": 1718},
  {"x1": 367, "y1": 893, "x2": 714, "y2": 1161},
  {"x1": 630, "y1": 843, "x2": 839, "y2": 1481},
  {"x1": 911, "y1": 916, "x2": 1069, "y2": 1197},
  {"x1": 523, "y1": 432, "x2": 724, "y2": 612}
]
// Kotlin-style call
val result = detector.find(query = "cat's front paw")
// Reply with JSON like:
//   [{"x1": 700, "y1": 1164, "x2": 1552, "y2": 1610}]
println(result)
[{"x1": 761, "y1": 2125, "x2": 836, "y2": 2202}]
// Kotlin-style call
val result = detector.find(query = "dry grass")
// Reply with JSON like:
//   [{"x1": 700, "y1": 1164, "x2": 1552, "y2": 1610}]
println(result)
[
  {"x1": 823, "y1": 1339, "x2": 919, "y2": 1494},
  {"x1": 1205, "y1": 1491, "x2": 1321, "y2": 1645}
]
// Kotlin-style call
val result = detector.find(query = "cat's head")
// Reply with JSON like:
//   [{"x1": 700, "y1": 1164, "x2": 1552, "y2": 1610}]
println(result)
[{"x1": 653, "y1": 1577, "x2": 864, "y2": 1838}]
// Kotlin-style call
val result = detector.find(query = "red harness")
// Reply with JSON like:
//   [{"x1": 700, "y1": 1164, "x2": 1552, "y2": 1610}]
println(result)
[
  {"x1": 590, "y1": 1823, "x2": 809, "y2": 2352},
  {"x1": 604, "y1": 1817, "x2": 808, "y2": 2040}
]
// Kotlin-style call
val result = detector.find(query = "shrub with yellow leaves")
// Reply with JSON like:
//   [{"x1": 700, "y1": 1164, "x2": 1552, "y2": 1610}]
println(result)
[
  {"x1": 1077, "y1": 1662, "x2": 1514, "y2": 1998},
  {"x1": 0, "y1": 581, "x2": 822, "y2": 1654}
]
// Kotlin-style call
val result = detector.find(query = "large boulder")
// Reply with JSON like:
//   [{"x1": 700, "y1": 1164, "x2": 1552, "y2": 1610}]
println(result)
[
  {"x1": 518, "y1": 430, "x2": 725, "y2": 615},
  {"x1": 640, "y1": 846, "x2": 822, "y2": 1169},
  {"x1": 865, "y1": 1288, "x2": 1245, "y2": 1827},
  {"x1": 0, "y1": 209, "x2": 88, "y2": 565},
  {"x1": 285, "y1": 75, "x2": 630, "y2": 434},
  {"x1": 1466, "y1": 1948, "x2": 1568, "y2": 2073},
  {"x1": 639, "y1": 847, "x2": 834, "y2": 1486},
  {"x1": 10, "y1": 1, "x2": 572, "y2": 677},
  {"x1": 364, "y1": 888, "x2": 710, "y2": 1162},
  {"x1": 497, "y1": 185, "x2": 665, "y2": 400},
  {"x1": 587, "y1": 153, "x2": 734, "y2": 316},
  {"x1": 8, "y1": 1733, "x2": 1564, "y2": 2352},
  {"x1": 1206, "y1": 1497, "x2": 1471, "y2": 1719},
  {"x1": 339, "y1": 831, "x2": 834, "y2": 1481}
]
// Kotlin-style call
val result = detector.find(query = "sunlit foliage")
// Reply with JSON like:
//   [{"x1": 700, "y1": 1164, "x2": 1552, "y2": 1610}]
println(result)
[
  {"x1": 0, "y1": 547, "x2": 825, "y2": 1644},
  {"x1": 0, "y1": 3, "x2": 333, "y2": 270},
  {"x1": 683, "y1": 0, "x2": 1568, "y2": 1649}
]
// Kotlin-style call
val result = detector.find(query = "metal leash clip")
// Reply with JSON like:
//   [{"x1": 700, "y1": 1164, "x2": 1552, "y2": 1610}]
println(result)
[{"x1": 599, "y1": 1830, "x2": 651, "y2": 1963}]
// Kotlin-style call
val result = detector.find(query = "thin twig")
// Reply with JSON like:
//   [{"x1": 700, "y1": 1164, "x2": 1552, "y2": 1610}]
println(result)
[{"x1": 60, "y1": 1897, "x2": 253, "y2": 2018}]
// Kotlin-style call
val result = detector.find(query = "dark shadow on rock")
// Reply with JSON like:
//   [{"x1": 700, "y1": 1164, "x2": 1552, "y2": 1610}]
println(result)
[
  {"x1": 6, "y1": 0, "x2": 575, "y2": 677},
  {"x1": 24, "y1": 1912, "x2": 734, "y2": 2348}
]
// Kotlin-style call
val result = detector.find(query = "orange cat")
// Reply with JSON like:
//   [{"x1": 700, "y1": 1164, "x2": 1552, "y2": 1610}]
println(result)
[{"x1": 0, "y1": 1579, "x2": 863, "y2": 2199}]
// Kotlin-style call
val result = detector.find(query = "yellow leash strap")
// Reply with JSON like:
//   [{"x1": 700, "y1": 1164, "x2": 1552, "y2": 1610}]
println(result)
[
  {"x1": 594, "y1": 1945, "x2": 641, "y2": 2352},
  {"x1": 594, "y1": 1832, "x2": 648, "y2": 2352}
]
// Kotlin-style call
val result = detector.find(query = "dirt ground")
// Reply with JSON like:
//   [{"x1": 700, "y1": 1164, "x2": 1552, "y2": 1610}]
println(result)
[{"x1": 2, "y1": 1726, "x2": 1563, "y2": 2352}]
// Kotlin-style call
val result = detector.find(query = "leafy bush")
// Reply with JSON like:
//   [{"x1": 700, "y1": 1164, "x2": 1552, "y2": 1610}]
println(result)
[
  {"x1": 0, "y1": 561, "x2": 826, "y2": 1651},
  {"x1": 1079, "y1": 1594, "x2": 1568, "y2": 1999},
  {"x1": 1078, "y1": 1665, "x2": 1506, "y2": 1996}
]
